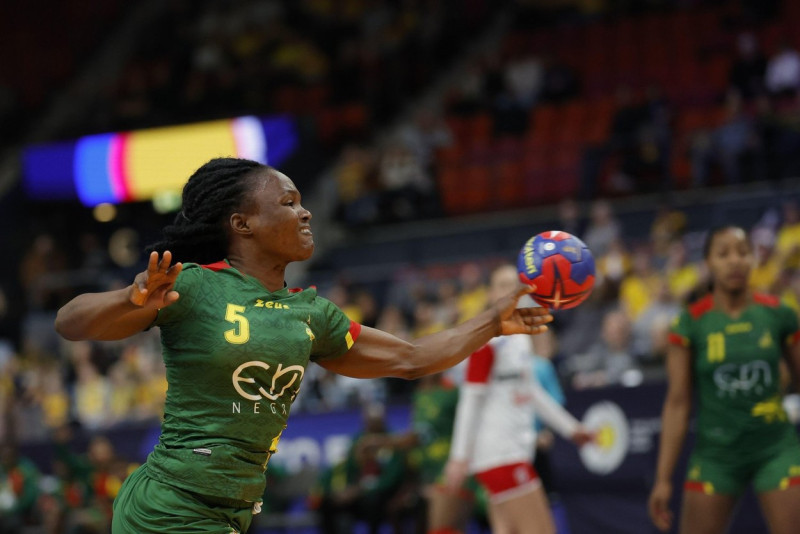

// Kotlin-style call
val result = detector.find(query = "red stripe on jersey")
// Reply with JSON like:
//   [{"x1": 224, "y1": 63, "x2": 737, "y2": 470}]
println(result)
[
  {"x1": 785, "y1": 476, "x2": 800, "y2": 489},
  {"x1": 201, "y1": 261, "x2": 232, "y2": 271},
  {"x1": 689, "y1": 295, "x2": 714, "y2": 319},
  {"x1": 788, "y1": 331, "x2": 800, "y2": 347},
  {"x1": 348, "y1": 321, "x2": 362, "y2": 341},
  {"x1": 288, "y1": 287, "x2": 303, "y2": 294},
  {"x1": 753, "y1": 293, "x2": 780, "y2": 307},
  {"x1": 466, "y1": 344, "x2": 494, "y2": 384},
  {"x1": 668, "y1": 332, "x2": 689, "y2": 347},
  {"x1": 684, "y1": 480, "x2": 709, "y2": 494}
]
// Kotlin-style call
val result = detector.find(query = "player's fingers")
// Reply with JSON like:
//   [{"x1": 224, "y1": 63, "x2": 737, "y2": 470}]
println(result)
[
  {"x1": 530, "y1": 325, "x2": 548, "y2": 335},
  {"x1": 522, "y1": 312, "x2": 553, "y2": 324},
  {"x1": 168, "y1": 261, "x2": 183, "y2": 277},
  {"x1": 653, "y1": 512, "x2": 671, "y2": 532},
  {"x1": 158, "y1": 250, "x2": 173, "y2": 271},
  {"x1": 516, "y1": 283, "x2": 536, "y2": 297},
  {"x1": 147, "y1": 251, "x2": 159, "y2": 272},
  {"x1": 518, "y1": 306, "x2": 551, "y2": 317},
  {"x1": 648, "y1": 498, "x2": 669, "y2": 530}
]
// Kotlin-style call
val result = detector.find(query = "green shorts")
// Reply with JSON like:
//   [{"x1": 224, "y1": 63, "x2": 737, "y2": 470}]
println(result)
[
  {"x1": 685, "y1": 439, "x2": 800, "y2": 496},
  {"x1": 112, "y1": 465, "x2": 255, "y2": 534}
]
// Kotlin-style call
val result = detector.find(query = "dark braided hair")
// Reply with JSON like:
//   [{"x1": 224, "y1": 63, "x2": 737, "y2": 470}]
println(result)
[{"x1": 147, "y1": 158, "x2": 270, "y2": 264}]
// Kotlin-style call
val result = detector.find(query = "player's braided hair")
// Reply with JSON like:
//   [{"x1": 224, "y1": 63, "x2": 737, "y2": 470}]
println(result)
[{"x1": 147, "y1": 157, "x2": 270, "y2": 264}]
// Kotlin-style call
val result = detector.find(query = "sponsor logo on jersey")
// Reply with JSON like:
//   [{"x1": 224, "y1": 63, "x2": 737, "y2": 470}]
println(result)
[
  {"x1": 725, "y1": 322, "x2": 752, "y2": 335},
  {"x1": 255, "y1": 299, "x2": 290, "y2": 309},
  {"x1": 759, "y1": 331, "x2": 773, "y2": 349},
  {"x1": 713, "y1": 360, "x2": 771, "y2": 397},
  {"x1": 513, "y1": 465, "x2": 531, "y2": 484},
  {"x1": 495, "y1": 372, "x2": 523, "y2": 381},
  {"x1": 232, "y1": 361, "x2": 305, "y2": 402}
]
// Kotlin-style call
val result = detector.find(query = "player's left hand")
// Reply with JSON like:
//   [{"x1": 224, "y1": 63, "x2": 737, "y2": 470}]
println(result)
[{"x1": 494, "y1": 285, "x2": 553, "y2": 336}]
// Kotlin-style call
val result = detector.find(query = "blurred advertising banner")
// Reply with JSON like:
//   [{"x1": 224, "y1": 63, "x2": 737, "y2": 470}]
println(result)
[
  {"x1": 22, "y1": 115, "x2": 297, "y2": 206},
  {"x1": 20, "y1": 383, "x2": 785, "y2": 533}
]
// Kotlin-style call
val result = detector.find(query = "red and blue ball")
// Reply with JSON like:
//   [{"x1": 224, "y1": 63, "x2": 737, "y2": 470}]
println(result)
[{"x1": 517, "y1": 231, "x2": 596, "y2": 310}]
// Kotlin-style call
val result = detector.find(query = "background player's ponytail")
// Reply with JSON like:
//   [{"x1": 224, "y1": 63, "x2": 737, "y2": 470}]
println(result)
[{"x1": 147, "y1": 157, "x2": 268, "y2": 264}]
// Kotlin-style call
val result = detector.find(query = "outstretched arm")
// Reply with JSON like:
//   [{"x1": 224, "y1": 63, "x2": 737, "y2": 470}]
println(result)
[
  {"x1": 317, "y1": 285, "x2": 553, "y2": 380},
  {"x1": 55, "y1": 251, "x2": 182, "y2": 341},
  {"x1": 530, "y1": 378, "x2": 593, "y2": 446}
]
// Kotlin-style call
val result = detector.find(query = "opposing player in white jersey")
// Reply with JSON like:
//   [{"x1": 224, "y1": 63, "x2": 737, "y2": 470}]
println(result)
[{"x1": 444, "y1": 264, "x2": 593, "y2": 534}]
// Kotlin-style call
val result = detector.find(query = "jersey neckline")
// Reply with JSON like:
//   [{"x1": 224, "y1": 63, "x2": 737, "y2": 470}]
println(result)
[{"x1": 201, "y1": 259, "x2": 295, "y2": 297}]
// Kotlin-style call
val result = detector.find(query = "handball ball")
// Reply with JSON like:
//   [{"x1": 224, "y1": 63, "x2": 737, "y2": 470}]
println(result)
[{"x1": 517, "y1": 231, "x2": 596, "y2": 310}]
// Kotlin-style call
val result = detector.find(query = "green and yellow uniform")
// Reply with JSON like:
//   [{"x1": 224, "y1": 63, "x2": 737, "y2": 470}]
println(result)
[
  {"x1": 112, "y1": 261, "x2": 360, "y2": 533},
  {"x1": 411, "y1": 382, "x2": 459, "y2": 485},
  {"x1": 410, "y1": 381, "x2": 488, "y2": 519},
  {"x1": 669, "y1": 293, "x2": 800, "y2": 496}
]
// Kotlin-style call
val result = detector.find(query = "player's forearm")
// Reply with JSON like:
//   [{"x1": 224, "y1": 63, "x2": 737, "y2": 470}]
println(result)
[
  {"x1": 654, "y1": 396, "x2": 690, "y2": 484},
  {"x1": 55, "y1": 287, "x2": 151, "y2": 341},
  {"x1": 531, "y1": 379, "x2": 579, "y2": 439},
  {"x1": 404, "y1": 308, "x2": 499, "y2": 379}
]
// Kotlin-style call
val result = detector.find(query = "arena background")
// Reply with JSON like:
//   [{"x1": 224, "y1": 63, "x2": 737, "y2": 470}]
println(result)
[{"x1": 1, "y1": 0, "x2": 800, "y2": 532}]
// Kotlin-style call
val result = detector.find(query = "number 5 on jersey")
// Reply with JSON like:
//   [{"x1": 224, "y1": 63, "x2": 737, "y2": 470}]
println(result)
[{"x1": 225, "y1": 304, "x2": 250, "y2": 344}]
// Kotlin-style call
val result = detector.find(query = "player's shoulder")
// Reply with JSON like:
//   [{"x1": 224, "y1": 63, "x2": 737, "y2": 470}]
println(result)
[
  {"x1": 752, "y1": 293, "x2": 797, "y2": 322},
  {"x1": 752, "y1": 293, "x2": 781, "y2": 308},
  {"x1": 687, "y1": 294, "x2": 714, "y2": 319}
]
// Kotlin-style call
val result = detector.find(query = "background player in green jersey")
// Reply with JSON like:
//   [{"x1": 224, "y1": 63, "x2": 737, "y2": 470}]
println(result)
[
  {"x1": 362, "y1": 372, "x2": 485, "y2": 534},
  {"x1": 649, "y1": 226, "x2": 800, "y2": 534},
  {"x1": 54, "y1": 157, "x2": 553, "y2": 534}
]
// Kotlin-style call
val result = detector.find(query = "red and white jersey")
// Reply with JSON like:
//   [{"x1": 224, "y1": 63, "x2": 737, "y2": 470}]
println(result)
[{"x1": 449, "y1": 334, "x2": 578, "y2": 474}]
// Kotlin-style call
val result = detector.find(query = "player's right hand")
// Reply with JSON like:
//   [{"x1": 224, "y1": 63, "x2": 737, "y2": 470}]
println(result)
[
  {"x1": 648, "y1": 480, "x2": 673, "y2": 532},
  {"x1": 495, "y1": 285, "x2": 553, "y2": 336},
  {"x1": 129, "y1": 251, "x2": 182, "y2": 309}
]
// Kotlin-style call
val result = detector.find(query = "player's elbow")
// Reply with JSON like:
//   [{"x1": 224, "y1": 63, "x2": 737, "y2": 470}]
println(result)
[
  {"x1": 393, "y1": 344, "x2": 430, "y2": 381},
  {"x1": 54, "y1": 309, "x2": 85, "y2": 341}
]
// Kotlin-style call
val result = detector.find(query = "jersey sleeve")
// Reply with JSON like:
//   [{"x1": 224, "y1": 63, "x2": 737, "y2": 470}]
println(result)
[
  {"x1": 309, "y1": 296, "x2": 362, "y2": 362},
  {"x1": 152, "y1": 263, "x2": 203, "y2": 327},
  {"x1": 776, "y1": 303, "x2": 800, "y2": 348},
  {"x1": 667, "y1": 308, "x2": 692, "y2": 348},
  {"x1": 448, "y1": 344, "x2": 493, "y2": 462},
  {"x1": 465, "y1": 344, "x2": 494, "y2": 384}
]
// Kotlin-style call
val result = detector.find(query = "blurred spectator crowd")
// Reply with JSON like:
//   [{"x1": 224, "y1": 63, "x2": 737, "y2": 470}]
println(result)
[{"x1": 333, "y1": 0, "x2": 800, "y2": 224}]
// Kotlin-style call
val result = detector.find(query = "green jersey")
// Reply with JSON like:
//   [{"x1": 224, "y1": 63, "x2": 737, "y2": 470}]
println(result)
[
  {"x1": 146, "y1": 261, "x2": 359, "y2": 502},
  {"x1": 411, "y1": 383, "x2": 459, "y2": 484},
  {"x1": 670, "y1": 293, "x2": 800, "y2": 458}
]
